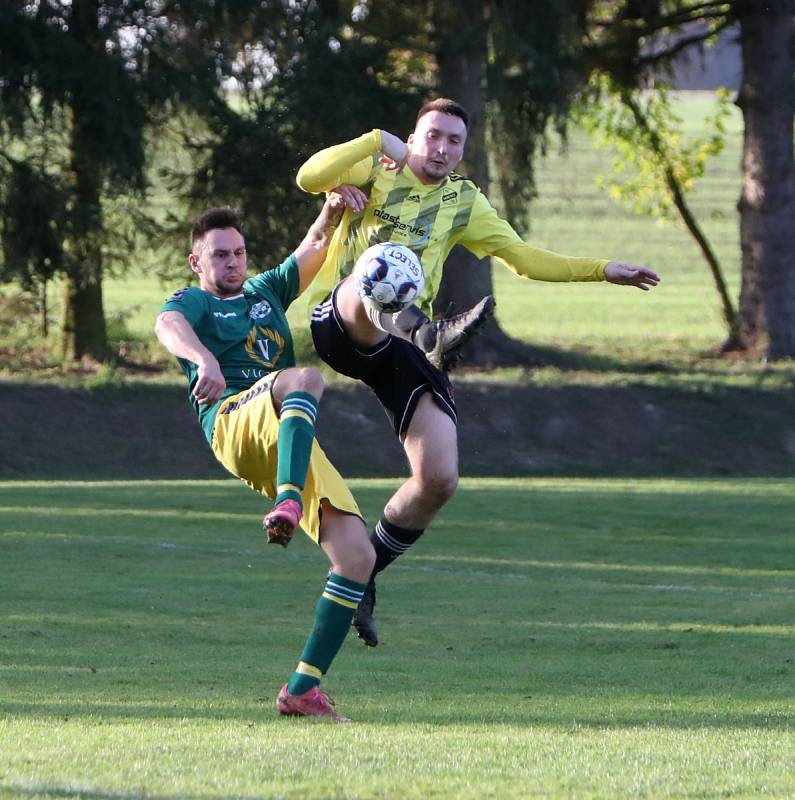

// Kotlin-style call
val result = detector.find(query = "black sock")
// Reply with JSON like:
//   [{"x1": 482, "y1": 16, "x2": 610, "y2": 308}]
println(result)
[{"x1": 370, "y1": 517, "x2": 425, "y2": 575}]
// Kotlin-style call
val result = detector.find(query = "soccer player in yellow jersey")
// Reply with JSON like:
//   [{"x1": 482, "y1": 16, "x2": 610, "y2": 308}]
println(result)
[{"x1": 298, "y1": 98, "x2": 660, "y2": 647}]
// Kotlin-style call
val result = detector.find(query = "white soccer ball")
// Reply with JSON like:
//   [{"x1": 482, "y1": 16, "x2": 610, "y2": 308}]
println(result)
[{"x1": 352, "y1": 243, "x2": 425, "y2": 313}]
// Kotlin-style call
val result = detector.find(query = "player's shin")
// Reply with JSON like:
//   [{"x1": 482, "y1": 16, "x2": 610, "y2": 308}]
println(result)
[
  {"x1": 287, "y1": 573, "x2": 366, "y2": 695},
  {"x1": 274, "y1": 391, "x2": 318, "y2": 507},
  {"x1": 370, "y1": 517, "x2": 424, "y2": 574},
  {"x1": 352, "y1": 518, "x2": 425, "y2": 647}
]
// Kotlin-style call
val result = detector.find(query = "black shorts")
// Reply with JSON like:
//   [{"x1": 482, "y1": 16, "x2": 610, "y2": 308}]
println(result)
[{"x1": 311, "y1": 287, "x2": 457, "y2": 441}]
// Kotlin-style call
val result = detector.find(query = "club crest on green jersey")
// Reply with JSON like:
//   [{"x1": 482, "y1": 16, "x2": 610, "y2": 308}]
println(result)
[
  {"x1": 245, "y1": 326, "x2": 285, "y2": 367},
  {"x1": 249, "y1": 300, "x2": 272, "y2": 320}
]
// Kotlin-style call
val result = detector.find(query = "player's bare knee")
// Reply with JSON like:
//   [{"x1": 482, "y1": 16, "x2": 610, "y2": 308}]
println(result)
[
  {"x1": 294, "y1": 366, "x2": 325, "y2": 399},
  {"x1": 276, "y1": 366, "x2": 325, "y2": 401},
  {"x1": 335, "y1": 540, "x2": 375, "y2": 583},
  {"x1": 419, "y1": 470, "x2": 458, "y2": 509}
]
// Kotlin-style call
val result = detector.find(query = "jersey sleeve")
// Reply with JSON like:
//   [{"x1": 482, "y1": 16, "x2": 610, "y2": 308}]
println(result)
[
  {"x1": 159, "y1": 287, "x2": 207, "y2": 327},
  {"x1": 456, "y1": 192, "x2": 524, "y2": 258},
  {"x1": 296, "y1": 130, "x2": 381, "y2": 193},
  {"x1": 459, "y1": 192, "x2": 608, "y2": 282},
  {"x1": 492, "y1": 242, "x2": 608, "y2": 282},
  {"x1": 245, "y1": 254, "x2": 300, "y2": 309}
]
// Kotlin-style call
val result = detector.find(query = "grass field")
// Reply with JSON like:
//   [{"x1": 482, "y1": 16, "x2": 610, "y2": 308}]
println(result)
[{"x1": 2, "y1": 478, "x2": 793, "y2": 799}]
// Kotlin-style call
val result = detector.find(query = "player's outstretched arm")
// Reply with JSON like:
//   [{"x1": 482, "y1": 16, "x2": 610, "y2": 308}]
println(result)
[
  {"x1": 154, "y1": 310, "x2": 226, "y2": 404},
  {"x1": 294, "y1": 188, "x2": 367, "y2": 294},
  {"x1": 604, "y1": 262, "x2": 661, "y2": 291}
]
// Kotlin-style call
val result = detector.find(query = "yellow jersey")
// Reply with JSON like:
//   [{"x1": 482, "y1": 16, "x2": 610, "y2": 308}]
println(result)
[{"x1": 297, "y1": 129, "x2": 609, "y2": 315}]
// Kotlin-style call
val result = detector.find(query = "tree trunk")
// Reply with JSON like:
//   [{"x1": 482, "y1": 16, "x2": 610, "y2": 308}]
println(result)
[
  {"x1": 59, "y1": 0, "x2": 109, "y2": 362},
  {"x1": 728, "y1": 0, "x2": 795, "y2": 358},
  {"x1": 430, "y1": 2, "x2": 537, "y2": 367}
]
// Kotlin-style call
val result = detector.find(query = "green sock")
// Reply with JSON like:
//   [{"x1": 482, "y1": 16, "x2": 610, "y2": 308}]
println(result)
[
  {"x1": 275, "y1": 391, "x2": 318, "y2": 507},
  {"x1": 287, "y1": 573, "x2": 366, "y2": 696}
]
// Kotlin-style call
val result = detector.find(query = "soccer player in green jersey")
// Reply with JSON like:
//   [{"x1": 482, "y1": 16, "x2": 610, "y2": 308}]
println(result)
[
  {"x1": 298, "y1": 98, "x2": 660, "y2": 648},
  {"x1": 154, "y1": 193, "x2": 374, "y2": 722}
]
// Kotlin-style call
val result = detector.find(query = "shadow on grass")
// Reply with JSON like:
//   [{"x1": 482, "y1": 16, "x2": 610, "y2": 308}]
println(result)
[
  {"x1": 0, "y1": 785, "x2": 251, "y2": 800},
  {"x1": 2, "y1": 480, "x2": 792, "y2": 735},
  {"x1": 1, "y1": 692, "x2": 792, "y2": 731}
]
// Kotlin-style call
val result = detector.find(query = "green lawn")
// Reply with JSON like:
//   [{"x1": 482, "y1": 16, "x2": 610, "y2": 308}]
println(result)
[{"x1": 2, "y1": 477, "x2": 793, "y2": 799}]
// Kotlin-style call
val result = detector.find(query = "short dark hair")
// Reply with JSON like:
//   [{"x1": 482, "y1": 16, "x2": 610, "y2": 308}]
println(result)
[
  {"x1": 191, "y1": 207, "x2": 242, "y2": 249},
  {"x1": 416, "y1": 98, "x2": 469, "y2": 129}
]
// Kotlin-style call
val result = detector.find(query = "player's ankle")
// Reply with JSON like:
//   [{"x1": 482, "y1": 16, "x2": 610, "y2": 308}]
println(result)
[{"x1": 412, "y1": 321, "x2": 438, "y2": 352}]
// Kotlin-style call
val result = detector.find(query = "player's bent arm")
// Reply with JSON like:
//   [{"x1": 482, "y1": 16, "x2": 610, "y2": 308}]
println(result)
[
  {"x1": 293, "y1": 190, "x2": 357, "y2": 294},
  {"x1": 154, "y1": 310, "x2": 226, "y2": 403},
  {"x1": 296, "y1": 130, "x2": 382, "y2": 193}
]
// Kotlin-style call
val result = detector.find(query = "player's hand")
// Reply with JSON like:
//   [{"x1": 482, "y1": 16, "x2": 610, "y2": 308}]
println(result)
[
  {"x1": 193, "y1": 358, "x2": 226, "y2": 404},
  {"x1": 330, "y1": 184, "x2": 368, "y2": 213},
  {"x1": 379, "y1": 130, "x2": 409, "y2": 174},
  {"x1": 604, "y1": 262, "x2": 661, "y2": 291}
]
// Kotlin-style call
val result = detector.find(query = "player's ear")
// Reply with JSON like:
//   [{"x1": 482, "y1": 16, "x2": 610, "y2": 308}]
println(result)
[
  {"x1": 407, "y1": 132, "x2": 415, "y2": 147},
  {"x1": 188, "y1": 253, "x2": 201, "y2": 274}
]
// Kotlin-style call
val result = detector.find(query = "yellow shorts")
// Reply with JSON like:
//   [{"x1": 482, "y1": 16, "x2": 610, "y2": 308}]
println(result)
[{"x1": 211, "y1": 373, "x2": 362, "y2": 543}]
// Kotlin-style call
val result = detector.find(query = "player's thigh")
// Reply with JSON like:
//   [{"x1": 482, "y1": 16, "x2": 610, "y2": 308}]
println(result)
[
  {"x1": 402, "y1": 392, "x2": 459, "y2": 484},
  {"x1": 212, "y1": 378, "x2": 280, "y2": 495},
  {"x1": 310, "y1": 286, "x2": 386, "y2": 383},
  {"x1": 214, "y1": 381, "x2": 362, "y2": 544}
]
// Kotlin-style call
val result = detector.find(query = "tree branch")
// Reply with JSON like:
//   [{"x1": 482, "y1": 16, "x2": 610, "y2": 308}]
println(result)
[
  {"x1": 637, "y1": 17, "x2": 736, "y2": 66},
  {"x1": 620, "y1": 90, "x2": 736, "y2": 329},
  {"x1": 592, "y1": 3, "x2": 733, "y2": 35}
]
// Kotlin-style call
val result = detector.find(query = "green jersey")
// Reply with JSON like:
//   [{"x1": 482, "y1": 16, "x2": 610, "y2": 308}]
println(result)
[{"x1": 160, "y1": 254, "x2": 299, "y2": 443}]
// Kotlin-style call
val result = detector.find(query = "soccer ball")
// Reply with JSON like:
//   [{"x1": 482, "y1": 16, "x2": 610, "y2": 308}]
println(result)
[{"x1": 353, "y1": 243, "x2": 425, "y2": 313}]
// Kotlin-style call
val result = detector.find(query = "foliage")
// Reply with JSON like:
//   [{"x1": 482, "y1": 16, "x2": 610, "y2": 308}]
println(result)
[
  {"x1": 0, "y1": 288, "x2": 45, "y2": 349},
  {"x1": 583, "y1": 1, "x2": 736, "y2": 87},
  {"x1": 488, "y1": 1, "x2": 593, "y2": 235},
  {"x1": 166, "y1": 5, "x2": 419, "y2": 272},
  {"x1": 582, "y1": 1, "x2": 795, "y2": 359},
  {"x1": 573, "y1": 73, "x2": 737, "y2": 330},
  {"x1": 0, "y1": 3, "x2": 346, "y2": 355},
  {"x1": 0, "y1": 155, "x2": 67, "y2": 291},
  {"x1": 576, "y1": 73, "x2": 731, "y2": 221}
]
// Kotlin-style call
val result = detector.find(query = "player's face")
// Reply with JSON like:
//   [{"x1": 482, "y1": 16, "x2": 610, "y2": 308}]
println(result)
[
  {"x1": 189, "y1": 227, "x2": 247, "y2": 297},
  {"x1": 407, "y1": 110, "x2": 468, "y2": 184}
]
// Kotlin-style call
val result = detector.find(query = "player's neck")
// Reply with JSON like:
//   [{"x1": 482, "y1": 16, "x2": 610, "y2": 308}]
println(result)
[{"x1": 405, "y1": 163, "x2": 447, "y2": 188}]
